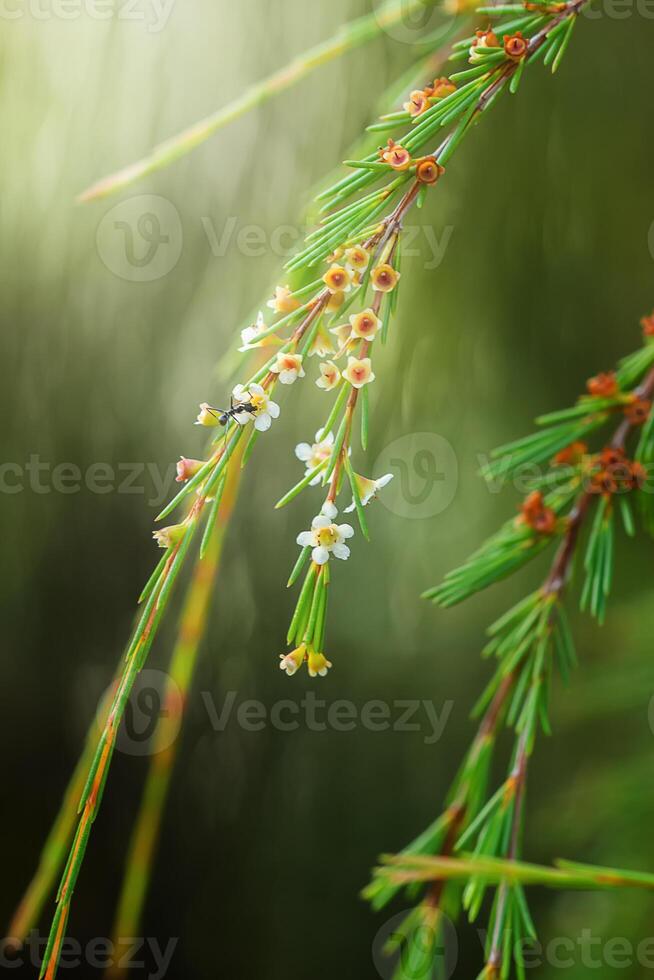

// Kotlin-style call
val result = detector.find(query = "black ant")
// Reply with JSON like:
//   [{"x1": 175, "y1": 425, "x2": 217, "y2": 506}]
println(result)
[{"x1": 207, "y1": 396, "x2": 257, "y2": 426}]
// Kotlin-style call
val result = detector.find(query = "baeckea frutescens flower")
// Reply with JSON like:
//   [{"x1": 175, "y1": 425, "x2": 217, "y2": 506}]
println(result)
[
  {"x1": 270, "y1": 351, "x2": 305, "y2": 385},
  {"x1": 279, "y1": 644, "x2": 332, "y2": 678},
  {"x1": 295, "y1": 431, "x2": 334, "y2": 483},
  {"x1": 297, "y1": 513, "x2": 354, "y2": 565},
  {"x1": 316, "y1": 360, "x2": 341, "y2": 391},
  {"x1": 344, "y1": 472, "x2": 394, "y2": 512},
  {"x1": 232, "y1": 383, "x2": 280, "y2": 432},
  {"x1": 239, "y1": 311, "x2": 282, "y2": 352},
  {"x1": 343, "y1": 356, "x2": 375, "y2": 389}
]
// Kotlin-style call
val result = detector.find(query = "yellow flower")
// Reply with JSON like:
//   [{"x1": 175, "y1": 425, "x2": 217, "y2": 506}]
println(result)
[
  {"x1": 195, "y1": 402, "x2": 220, "y2": 427},
  {"x1": 267, "y1": 285, "x2": 300, "y2": 314},
  {"x1": 270, "y1": 352, "x2": 305, "y2": 385},
  {"x1": 343, "y1": 356, "x2": 375, "y2": 389},
  {"x1": 307, "y1": 322, "x2": 336, "y2": 358},
  {"x1": 323, "y1": 264, "x2": 354, "y2": 294},
  {"x1": 330, "y1": 323, "x2": 356, "y2": 355},
  {"x1": 279, "y1": 644, "x2": 307, "y2": 677},
  {"x1": 307, "y1": 649, "x2": 333, "y2": 678},
  {"x1": 326, "y1": 290, "x2": 345, "y2": 312},
  {"x1": 349, "y1": 308, "x2": 382, "y2": 341},
  {"x1": 316, "y1": 360, "x2": 341, "y2": 391},
  {"x1": 344, "y1": 246, "x2": 370, "y2": 271},
  {"x1": 371, "y1": 264, "x2": 400, "y2": 293}
]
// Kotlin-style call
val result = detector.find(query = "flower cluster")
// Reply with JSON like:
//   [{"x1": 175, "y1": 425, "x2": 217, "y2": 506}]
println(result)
[
  {"x1": 587, "y1": 371, "x2": 619, "y2": 398},
  {"x1": 403, "y1": 76, "x2": 457, "y2": 118},
  {"x1": 588, "y1": 447, "x2": 646, "y2": 496}
]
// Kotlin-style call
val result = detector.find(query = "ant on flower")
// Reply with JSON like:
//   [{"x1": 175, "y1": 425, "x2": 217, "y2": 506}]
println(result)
[{"x1": 206, "y1": 395, "x2": 257, "y2": 426}]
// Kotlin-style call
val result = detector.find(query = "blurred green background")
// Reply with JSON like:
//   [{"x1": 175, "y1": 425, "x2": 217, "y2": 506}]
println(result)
[{"x1": 2, "y1": 1, "x2": 654, "y2": 977}]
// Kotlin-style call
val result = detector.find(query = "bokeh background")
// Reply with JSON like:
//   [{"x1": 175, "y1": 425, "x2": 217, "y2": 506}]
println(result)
[{"x1": 2, "y1": 1, "x2": 654, "y2": 977}]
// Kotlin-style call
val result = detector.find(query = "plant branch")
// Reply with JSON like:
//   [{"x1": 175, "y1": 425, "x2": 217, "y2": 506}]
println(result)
[{"x1": 78, "y1": 0, "x2": 445, "y2": 203}]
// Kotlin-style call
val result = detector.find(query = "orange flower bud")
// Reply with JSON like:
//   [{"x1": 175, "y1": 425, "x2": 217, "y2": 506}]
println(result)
[
  {"x1": 586, "y1": 371, "x2": 619, "y2": 398},
  {"x1": 625, "y1": 397, "x2": 652, "y2": 426},
  {"x1": 430, "y1": 77, "x2": 457, "y2": 100},
  {"x1": 630, "y1": 461, "x2": 648, "y2": 489},
  {"x1": 504, "y1": 31, "x2": 528, "y2": 60},
  {"x1": 416, "y1": 156, "x2": 445, "y2": 185},
  {"x1": 640, "y1": 312, "x2": 654, "y2": 337},
  {"x1": 519, "y1": 491, "x2": 557, "y2": 534},
  {"x1": 553, "y1": 441, "x2": 588, "y2": 466},
  {"x1": 176, "y1": 457, "x2": 204, "y2": 483},
  {"x1": 470, "y1": 28, "x2": 499, "y2": 60},
  {"x1": 403, "y1": 90, "x2": 430, "y2": 117},
  {"x1": 380, "y1": 139, "x2": 412, "y2": 171}
]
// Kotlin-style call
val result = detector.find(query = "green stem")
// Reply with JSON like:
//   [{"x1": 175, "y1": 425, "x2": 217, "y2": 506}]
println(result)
[
  {"x1": 108, "y1": 452, "x2": 243, "y2": 973},
  {"x1": 78, "y1": 0, "x2": 441, "y2": 203}
]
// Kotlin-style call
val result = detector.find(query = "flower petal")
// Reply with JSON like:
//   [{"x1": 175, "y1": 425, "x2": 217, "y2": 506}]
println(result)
[
  {"x1": 338, "y1": 524, "x2": 355, "y2": 539},
  {"x1": 332, "y1": 543, "x2": 350, "y2": 560},
  {"x1": 267, "y1": 400, "x2": 281, "y2": 419},
  {"x1": 312, "y1": 546, "x2": 330, "y2": 565},
  {"x1": 295, "y1": 443, "x2": 312, "y2": 461},
  {"x1": 254, "y1": 412, "x2": 272, "y2": 432},
  {"x1": 297, "y1": 531, "x2": 314, "y2": 547}
]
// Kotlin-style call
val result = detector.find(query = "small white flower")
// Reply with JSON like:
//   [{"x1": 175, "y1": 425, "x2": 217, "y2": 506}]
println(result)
[
  {"x1": 267, "y1": 285, "x2": 300, "y2": 314},
  {"x1": 344, "y1": 473, "x2": 394, "y2": 512},
  {"x1": 296, "y1": 515, "x2": 354, "y2": 565},
  {"x1": 343, "y1": 356, "x2": 375, "y2": 389},
  {"x1": 307, "y1": 322, "x2": 336, "y2": 358},
  {"x1": 239, "y1": 311, "x2": 282, "y2": 352},
  {"x1": 295, "y1": 431, "x2": 334, "y2": 484},
  {"x1": 232, "y1": 382, "x2": 280, "y2": 432},
  {"x1": 270, "y1": 352, "x2": 305, "y2": 385}
]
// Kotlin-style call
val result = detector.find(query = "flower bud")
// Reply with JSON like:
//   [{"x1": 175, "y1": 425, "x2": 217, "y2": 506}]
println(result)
[
  {"x1": 153, "y1": 523, "x2": 187, "y2": 550},
  {"x1": 176, "y1": 457, "x2": 205, "y2": 483},
  {"x1": 195, "y1": 403, "x2": 220, "y2": 427}
]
